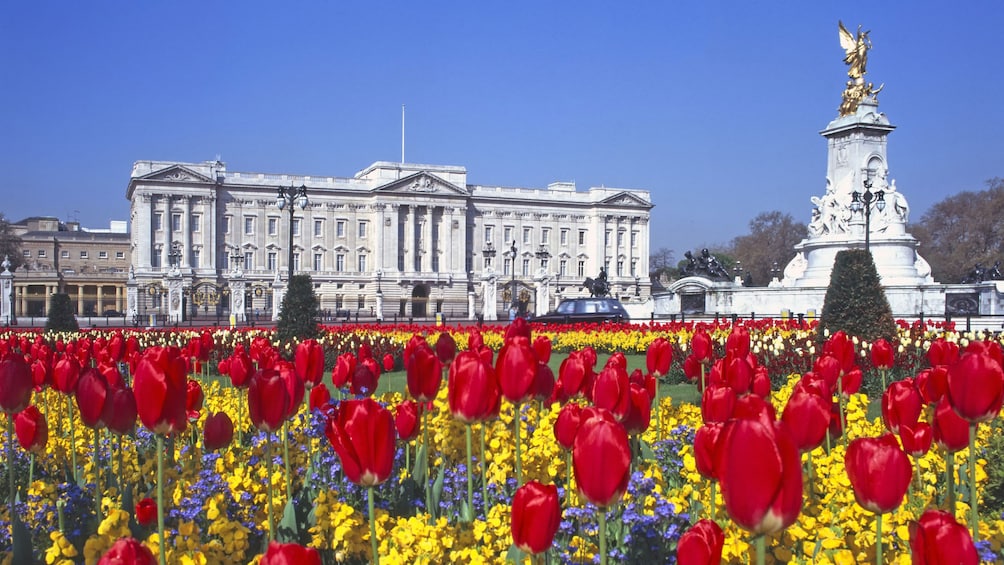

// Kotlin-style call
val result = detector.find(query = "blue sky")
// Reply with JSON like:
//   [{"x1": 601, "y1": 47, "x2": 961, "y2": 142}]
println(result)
[{"x1": 2, "y1": 2, "x2": 1002, "y2": 260}]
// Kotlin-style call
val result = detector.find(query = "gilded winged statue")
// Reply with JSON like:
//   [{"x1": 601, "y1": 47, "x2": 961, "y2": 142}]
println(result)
[{"x1": 837, "y1": 21, "x2": 882, "y2": 116}]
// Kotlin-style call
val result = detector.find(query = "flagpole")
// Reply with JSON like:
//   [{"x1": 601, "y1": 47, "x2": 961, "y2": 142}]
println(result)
[{"x1": 401, "y1": 104, "x2": 405, "y2": 163}]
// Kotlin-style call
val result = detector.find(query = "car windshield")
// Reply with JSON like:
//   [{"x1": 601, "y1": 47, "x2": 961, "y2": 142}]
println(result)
[{"x1": 555, "y1": 301, "x2": 576, "y2": 314}]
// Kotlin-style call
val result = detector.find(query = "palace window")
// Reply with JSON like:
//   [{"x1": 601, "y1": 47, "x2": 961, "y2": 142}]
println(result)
[
  {"x1": 522, "y1": 227, "x2": 531, "y2": 245},
  {"x1": 578, "y1": 230, "x2": 586, "y2": 246},
  {"x1": 522, "y1": 258, "x2": 530, "y2": 276},
  {"x1": 244, "y1": 252, "x2": 253, "y2": 270},
  {"x1": 504, "y1": 226, "x2": 513, "y2": 243},
  {"x1": 244, "y1": 217, "x2": 254, "y2": 235},
  {"x1": 336, "y1": 220, "x2": 346, "y2": 237},
  {"x1": 560, "y1": 229, "x2": 568, "y2": 246},
  {"x1": 38, "y1": 250, "x2": 46, "y2": 258},
  {"x1": 115, "y1": 251, "x2": 124, "y2": 259},
  {"x1": 314, "y1": 219, "x2": 323, "y2": 237},
  {"x1": 358, "y1": 221, "x2": 368, "y2": 238},
  {"x1": 267, "y1": 253, "x2": 277, "y2": 271},
  {"x1": 222, "y1": 216, "x2": 231, "y2": 234},
  {"x1": 541, "y1": 228, "x2": 550, "y2": 245},
  {"x1": 293, "y1": 253, "x2": 300, "y2": 272},
  {"x1": 604, "y1": 230, "x2": 611, "y2": 246},
  {"x1": 80, "y1": 251, "x2": 88, "y2": 259},
  {"x1": 191, "y1": 214, "x2": 201, "y2": 232},
  {"x1": 577, "y1": 260, "x2": 585, "y2": 277},
  {"x1": 313, "y1": 253, "x2": 322, "y2": 271},
  {"x1": 336, "y1": 254, "x2": 345, "y2": 272},
  {"x1": 631, "y1": 231, "x2": 638, "y2": 248},
  {"x1": 485, "y1": 225, "x2": 494, "y2": 242},
  {"x1": 358, "y1": 255, "x2": 367, "y2": 272},
  {"x1": 61, "y1": 250, "x2": 69, "y2": 259},
  {"x1": 268, "y1": 218, "x2": 278, "y2": 236},
  {"x1": 617, "y1": 230, "x2": 625, "y2": 247},
  {"x1": 171, "y1": 213, "x2": 181, "y2": 232},
  {"x1": 98, "y1": 251, "x2": 108, "y2": 259},
  {"x1": 192, "y1": 249, "x2": 200, "y2": 267},
  {"x1": 559, "y1": 259, "x2": 567, "y2": 277},
  {"x1": 292, "y1": 219, "x2": 301, "y2": 237},
  {"x1": 617, "y1": 261, "x2": 624, "y2": 276}
]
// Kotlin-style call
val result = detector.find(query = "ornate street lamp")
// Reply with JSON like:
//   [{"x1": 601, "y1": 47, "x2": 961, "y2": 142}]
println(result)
[
  {"x1": 851, "y1": 177, "x2": 886, "y2": 253},
  {"x1": 229, "y1": 245, "x2": 244, "y2": 274},
  {"x1": 275, "y1": 183, "x2": 308, "y2": 281}
]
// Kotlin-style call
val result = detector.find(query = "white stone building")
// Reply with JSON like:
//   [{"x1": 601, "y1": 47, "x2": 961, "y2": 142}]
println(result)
[{"x1": 126, "y1": 159, "x2": 653, "y2": 321}]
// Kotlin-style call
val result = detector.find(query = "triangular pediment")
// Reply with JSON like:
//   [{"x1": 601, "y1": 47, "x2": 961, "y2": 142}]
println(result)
[
  {"x1": 139, "y1": 165, "x2": 214, "y2": 183},
  {"x1": 373, "y1": 172, "x2": 468, "y2": 196},
  {"x1": 599, "y1": 191, "x2": 651, "y2": 208}
]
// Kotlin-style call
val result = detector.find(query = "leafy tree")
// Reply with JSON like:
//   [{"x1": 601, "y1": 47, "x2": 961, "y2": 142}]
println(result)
[
  {"x1": 0, "y1": 213, "x2": 24, "y2": 272},
  {"x1": 910, "y1": 177, "x2": 1004, "y2": 283},
  {"x1": 276, "y1": 274, "x2": 320, "y2": 342},
  {"x1": 726, "y1": 211, "x2": 807, "y2": 286},
  {"x1": 45, "y1": 294, "x2": 79, "y2": 332},
  {"x1": 819, "y1": 249, "x2": 895, "y2": 342}
]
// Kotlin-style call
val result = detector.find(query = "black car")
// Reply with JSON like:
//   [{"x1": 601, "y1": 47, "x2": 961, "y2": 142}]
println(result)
[{"x1": 533, "y1": 297, "x2": 629, "y2": 324}]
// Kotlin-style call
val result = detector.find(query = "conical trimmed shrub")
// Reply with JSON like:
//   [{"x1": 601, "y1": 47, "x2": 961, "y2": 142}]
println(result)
[{"x1": 819, "y1": 249, "x2": 896, "y2": 342}]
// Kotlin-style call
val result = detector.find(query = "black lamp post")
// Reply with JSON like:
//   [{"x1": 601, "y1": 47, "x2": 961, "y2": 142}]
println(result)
[
  {"x1": 634, "y1": 274, "x2": 641, "y2": 296},
  {"x1": 770, "y1": 261, "x2": 781, "y2": 281},
  {"x1": 275, "y1": 183, "x2": 308, "y2": 281},
  {"x1": 508, "y1": 240, "x2": 517, "y2": 310},
  {"x1": 376, "y1": 269, "x2": 383, "y2": 294},
  {"x1": 851, "y1": 177, "x2": 886, "y2": 253}
]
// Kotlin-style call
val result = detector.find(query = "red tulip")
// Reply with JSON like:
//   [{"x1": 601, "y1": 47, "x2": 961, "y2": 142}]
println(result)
[
  {"x1": 871, "y1": 338, "x2": 895, "y2": 370},
  {"x1": 382, "y1": 354, "x2": 394, "y2": 372},
  {"x1": 882, "y1": 379, "x2": 923, "y2": 434},
  {"x1": 133, "y1": 346, "x2": 188, "y2": 436},
  {"x1": 532, "y1": 336, "x2": 552, "y2": 366},
  {"x1": 533, "y1": 363, "x2": 555, "y2": 403},
  {"x1": 135, "y1": 497, "x2": 157, "y2": 527},
  {"x1": 553, "y1": 403, "x2": 582, "y2": 450},
  {"x1": 646, "y1": 337, "x2": 673, "y2": 378},
  {"x1": 294, "y1": 339, "x2": 325, "y2": 389},
  {"x1": 260, "y1": 541, "x2": 322, "y2": 565},
  {"x1": 406, "y1": 343, "x2": 442, "y2": 402},
  {"x1": 845, "y1": 434, "x2": 912, "y2": 514},
  {"x1": 781, "y1": 386, "x2": 831, "y2": 453},
  {"x1": 717, "y1": 400, "x2": 802, "y2": 535},
  {"x1": 0, "y1": 355, "x2": 33, "y2": 414},
  {"x1": 622, "y1": 383, "x2": 652, "y2": 435},
  {"x1": 277, "y1": 361, "x2": 305, "y2": 418},
  {"x1": 947, "y1": 347, "x2": 1004, "y2": 424},
  {"x1": 933, "y1": 396, "x2": 970, "y2": 452},
  {"x1": 98, "y1": 360, "x2": 123, "y2": 390},
  {"x1": 900, "y1": 422, "x2": 933, "y2": 457},
  {"x1": 186, "y1": 379, "x2": 204, "y2": 421},
  {"x1": 308, "y1": 385, "x2": 332, "y2": 415},
  {"x1": 677, "y1": 519, "x2": 724, "y2": 565},
  {"x1": 331, "y1": 353, "x2": 356, "y2": 389},
  {"x1": 683, "y1": 355, "x2": 702, "y2": 383},
  {"x1": 701, "y1": 385, "x2": 736, "y2": 425},
  {"x1": 725, "y1": 327, "x2": 750, "y2": 358},
  {"x1": 909, "y1": 509, "x2": 978, "y2": 565},
  {"x1": 448, "y1": 351, "x2": 501, "y2": 423},
  {"x1": 751, "y1": 366, "x2": 772, "y2": 399},
  {"x1": 248, "y1": 369, "x2": 289, "y2": 433},
  {"x1": 104, "y1": 386, "x2": 137, "y2": 435},
  {"x1": 837, "y1": 368, "x2": 862, "y2": 397},
  {"x1": 324, "y1": 397, "x2": 396, "y2": 487},
  {"x1": 14, "y1": 405, "x2": 47, "y2": 453},
  {"x1": 350, "y1": 364, "x2": 378, "y2": 396},
  {"x1": 556, "y1": 351, "x2": 592, "y2": 400},
  {"x1": 694, "y1": 422, "x2": 724, "y2": 480},
  {"x1": 691, "y1": 330, "x2": 713, "y2": 362},
  {"x1": 928, "y1": 339, "x2": 959, "y2": 367},
  {"x1": 97, "y1": 537, "x2": 156, "y2": 565},
  {"x1": 204, "y1": 412, "x2": 234, "y2": 451},
  {"x1": 395, "y1": 400, "x2": 420, "y2": 442},
  {"x1": 722, "y1": 354, "x2": 754, "y2": 395},
  {"x1": 228, "y1": 348, "x2": 253, "y2": 388},
  {"x1": 76, "y1": 367, "x2": 110, "y2": 429},
  {"x1": 504, "y1": 317, "x2": 532, "y2": 341},
  {"x1": 823, "y1": 331, "x2": 856, "y2": 373},
  {"x1": 510, "y1": 480, "x2": 561, "y2": 555},
  {"x1": 592, "y1": 365, "x2": 630, "y2": 422},
  {"x1": 435, "y1": 332, "x2": 458, "y2": 366},
  {"x1": 572, "y1": 408, "x2": 631, "y2": 508},
  {"x1": 496, "y1": 336, "x2": 537, "y2": 404},
  {"x1": 107, "y1": 333, "x2": 125, "y2": 363}
]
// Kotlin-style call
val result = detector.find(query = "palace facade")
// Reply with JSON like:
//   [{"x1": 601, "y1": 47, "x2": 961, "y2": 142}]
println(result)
[{"x1": 126, "y1": 159, "x2": 653, "y2": 320}]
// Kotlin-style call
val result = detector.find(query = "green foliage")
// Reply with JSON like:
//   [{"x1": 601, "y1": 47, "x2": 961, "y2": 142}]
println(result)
[
  {"x1": 0, "y1": 212, "x2": 24, "y2": 273},
  {"x1": 276, "y1": 274, "x2": 319, "y2": 342},
  {"x1": 726, "y1": 210, "x2": 808, "y2": 287},
  {"x1": 45, "y1": 293, "x2": 79, "y2": 332},
  {"x1": 819, "y1": 249, "x2": 896, "y2": 342}
]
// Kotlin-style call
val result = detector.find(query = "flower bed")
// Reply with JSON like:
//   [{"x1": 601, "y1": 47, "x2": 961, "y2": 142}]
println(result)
[{"x1": 0, "y1": 318, "x2": 1001, "y2": 564}]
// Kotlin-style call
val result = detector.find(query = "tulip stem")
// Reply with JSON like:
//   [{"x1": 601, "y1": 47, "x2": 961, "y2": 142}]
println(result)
[
  {"x1": 699, "y1": 364, "x2": 706, "y2": 394},
  {"x1": 969, "y1": 423, "x2": 979, "y2": 543},
  {"x1": 755, "y1": 535, "x2": 765, "y2": 565},
  {"x1": 837, "y1": 378, "x2": 846, "y2": 448},
  {"x1": 465, "y1": 424, "x2": 474, "y2": 522},
  {"x1": 946, "y1": 449, "x2": 956, "y2": 513},
  {"x1": 597, "y1": 507, "x2": 607, "y2": 565},
  {"x1": 655, "y1": 379, "x2": 662, "y2": 441},
  {"x1": 7, "y1": 415, "x2": 15, "y2": 539},
  {"x1": 566, "y1": 450, "x2": 574, "y2": 506},
  {"x1": 29, "y1": 453, "x2": 34, "y2": 487},
  {"x1": 514, "y1": 403, "x2": 523, "y2": 486},
  {"x1": 880, "y1": 368, "x2": 887, "y2": 393},
  {"x1": 156, "y1": 435, "x2": 166, "y2": 565},
  {"x1": 266, "y1": 431, "x2": 275, "y2": 541},
  {"x1": 368, "y1": 485, "x2": 380, "y2": 565},
  {"x1": 68, "y1": 400, "x2": 78, "y2": 482},
  {"x1": 709, "y1": 480, "x2": 716, "y2": 521},
  {"x1": 118, "y1": 434, "x2": 125, "y2": 499},
  {"x1": 422, "y1": 407, "x2": 433, "y2": 518},
  {"x1": 93, "y1": 428, "x2": 102, "y2": 524},
  {"x1": 283, "y1": 420, "x2": 293, "y2": 503},
  {"x1": 480, "y1": 424, "x2": 489, "y2": 511},
  {"x1": 876, "y1": 512, "x2": 883, "y2": 565}
]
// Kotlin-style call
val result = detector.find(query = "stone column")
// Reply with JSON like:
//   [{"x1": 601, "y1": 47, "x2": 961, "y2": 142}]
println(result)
[
  {"x1": 229, "y1": 277, "x2": 246, "y2": 323},
  {"x1": 375, "y1": 289, "x2": 384, "y2": 321},
  {"x1": 76, "y1": 286, "x2": 85, "y2": 316},
  {"x1": 181, "y1": 196, "x2": 191, "y2": 268},
  {"x1": 271, "y1": 280, "x2": 285, "y2": 322},
  {"x1": 423, "y1": 207, "x2": 434, "y2": 273},
  {"x1": 126, "y1": 272, "x2": 139, "y2": 323},
  {"x1": 408, "y1": 206, "x2": 417, "y2": 272},
  {"x1": 0, "y1": 258, "x2": 13, "y2": 325},
  {"x1": 97, "y1": 286, "x2": 104, "y2": 314},
  {"x1": 467, "y1": 290, "x2": 475, "y2": 321},
  {"x1": 166, "y1": 273, "x2": 183, "y2": 324}
]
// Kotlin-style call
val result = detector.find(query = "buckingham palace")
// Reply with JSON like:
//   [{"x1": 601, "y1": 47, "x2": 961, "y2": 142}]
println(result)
[{"x1": 125, "y1": 159, "x2": 653, "y2": 322}]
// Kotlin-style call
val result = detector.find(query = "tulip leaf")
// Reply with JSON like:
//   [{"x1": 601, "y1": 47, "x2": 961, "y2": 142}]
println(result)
[
  {"x1": 413, "y1": 444, "x2": 428, "y2": 485},
  {"x1": 122, "y1": 484, "x2": 141, "y2": 533},
  {"x1": 812, "y1": 540, "x2": 822, "y2": 559},
  {"x1": 275, "y1": 498, "x2": 299, "y2": 543},
  {"x1": 639, "y1": 439, "x2": 656, "y2": 461},
  {"x1": 505, "y1": 544, "x2": 526, "y2": 563},
  {"x1": 12, "y1": 511, "x2": 31, "y2": 564},
  {"x1": 431, "y1": 465, "x2": 445, "y2": 511},
  {"x1": 461, "y1": 500, "x2": 473, "y2": 523}
]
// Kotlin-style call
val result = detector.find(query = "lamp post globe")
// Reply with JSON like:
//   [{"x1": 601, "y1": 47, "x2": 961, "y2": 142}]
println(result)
[{"x1": 276, "y1": 184, "x2": 308, "y2": 281}]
